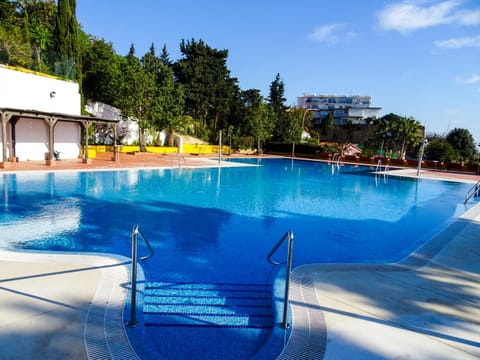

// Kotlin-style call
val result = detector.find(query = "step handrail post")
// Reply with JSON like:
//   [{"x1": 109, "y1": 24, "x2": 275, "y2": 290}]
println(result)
[
  {"x1": 267, "y1": 230, "x2": 294, "y2": 329},
  {"x1": 464, "y1": 181, "x2": 480, "y2": 205},
  {"x1": 282, "y1": 231, "x2": 294, "y2": 329},
  {"x1": 126, "y1": 224, "x2": 154, "y2": 327},
  {"x1": 127, "y1": 225, "x2": 139, "y2": 327}
]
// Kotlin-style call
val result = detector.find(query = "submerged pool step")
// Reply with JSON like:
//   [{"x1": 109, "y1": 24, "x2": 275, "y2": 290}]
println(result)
[{"x1": 143, "y1": 282, "x2": 273, "y2": 329}]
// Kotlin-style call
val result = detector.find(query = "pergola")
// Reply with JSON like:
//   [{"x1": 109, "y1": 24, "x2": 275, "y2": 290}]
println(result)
[{"x1": 0, "y1": 107, "x2": 120, "y2": 164}]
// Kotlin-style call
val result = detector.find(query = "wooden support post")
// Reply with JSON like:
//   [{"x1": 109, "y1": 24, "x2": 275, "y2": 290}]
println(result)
[
  {"x1": 44, "y1": 117, "x2": 58, "y2": 165},
  {"x1": 82, "y1": 120, "x2": 91, "y2": 163}
]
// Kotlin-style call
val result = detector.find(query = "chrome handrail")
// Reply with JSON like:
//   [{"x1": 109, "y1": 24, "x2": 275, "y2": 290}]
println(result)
[
  {"x1": 267, "y1": 230, "x2": 294, "y2": 329},
  {"x1": 464, "y1": 181, "x2": 480, "y2": 205},
  {"x1": 126, "y1": 224, "x2": 154, "y2": 327},
  {"x1": 384, "y1": 164, "x2": 390, "y2": 176}
]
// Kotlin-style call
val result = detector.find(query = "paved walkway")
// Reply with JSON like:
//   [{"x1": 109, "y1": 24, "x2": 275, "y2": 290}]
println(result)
[
  {"x1": 0, "y1": 152, "x2": 245, "y2": 172},
  {"x1": 0, "y1": 251, "x2": 134, "y2": 360}
]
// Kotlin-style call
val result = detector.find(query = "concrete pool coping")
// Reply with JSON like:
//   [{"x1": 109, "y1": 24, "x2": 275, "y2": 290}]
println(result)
[{"x1": 0, "y1": 159, "x2": 479, "y2": 359}]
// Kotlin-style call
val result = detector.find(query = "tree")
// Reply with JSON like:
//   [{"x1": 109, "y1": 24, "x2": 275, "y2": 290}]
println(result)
[
  {"x1": 142, "y1": 43, "x2": 161, "y2": 76},
  {"x1": 0, "y1": 23, "x2": 33, "y2": 67},
  {"x1": 117, "y1": 44, "x2": 157, "y2": 151},
  {"x1": 82, "y1": 37, "x2": 123, "y2": 104},
  {"x1": 242, "y1": 89, "x2": 274, "y2": 153},
  {"x1": 139, "y1": 44, "x2": 186, "y2": 146},
  {"x1": 22, "y1": 0, "x2": 56, "y2": 72},
  {"x1": 53, "y1": 0, "x2": 80, "y2": 79},
  {"x1": 159, "y1": 44, "x2": 172, "y2": 67},
  {"x1": 373, "y1": 113, "x2": 421, "y2": 159},
  {"x1": 285, "y1": 108, "x2": 304, "y2": 156},
  {"x1": 374, "y1": 114, "x2": 398, "y2": 156},
  {"x1": 424, "y1": 138, "x2": 458, "y2": 162},
  {"x1": 174, "y1": 38, "x2": 238, "y2": 138},
  {"x1": 446, "y1": 128, "x2": 477, "y2": 162},
  {"x1": 322, "y1": 111, "x2": 334, "y2": 141},
  {"x1": 29, "y1": 19, "x2": 51, "y2": 71},
  {"x1": 394, "y1": 116, "x2": 422, "y2": 159},
  {"x1": 156, "y1": 64, "x2": 186, "y2": 146},
  {"x1": 0, "y1": 0, "x2": 52, "y2": 68},
  {"x1": 0, "y1": 1, "x2": 18, "y2": 29},
  {"x1": 268, "y1": 73, "x2": 289, "y2": 141}
]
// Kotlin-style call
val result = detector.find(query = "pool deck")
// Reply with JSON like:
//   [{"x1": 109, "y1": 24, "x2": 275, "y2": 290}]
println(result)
[{"x1": 1, "y1": 155, "x2": 479, "y2": 359}]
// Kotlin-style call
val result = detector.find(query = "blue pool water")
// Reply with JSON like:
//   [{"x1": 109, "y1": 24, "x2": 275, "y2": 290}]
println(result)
[{"x1": 0, "y1": 158, "x2": 475, "y2": 359}]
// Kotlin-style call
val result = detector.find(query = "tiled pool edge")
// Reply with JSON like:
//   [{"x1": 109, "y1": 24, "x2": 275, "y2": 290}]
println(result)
[
  {"x1": 276, "y1": 267, "x2": 327, "y2": 360},
  {"x1": 82, "y1": 253, "x2": 140, "y2": 360}
]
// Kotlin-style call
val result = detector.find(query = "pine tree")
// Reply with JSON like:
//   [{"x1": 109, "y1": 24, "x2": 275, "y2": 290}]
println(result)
[
  {"x1": 160, "y1": 44, "x2": 171, "y2": 67},
  {"x1": 268, "y1": 73, "x2": 289, "y2": 142}
]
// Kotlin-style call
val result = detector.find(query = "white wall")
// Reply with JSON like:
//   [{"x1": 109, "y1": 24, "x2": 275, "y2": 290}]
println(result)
[
  {"x1": 54, "y1": 122, "x2": 81, "y2": 160},
  {"x1": 0, "y1": 66, "x2": 83, "y2": 160},
  {"x1": 12, "y1": 119, "x2": 81, "y2": 161},
  {"x1": 0, "y1": 65, "x2": 81, "y2": 115},
  {"x1": 15, "y1": 118, "x2": 48, "y2": 161}
]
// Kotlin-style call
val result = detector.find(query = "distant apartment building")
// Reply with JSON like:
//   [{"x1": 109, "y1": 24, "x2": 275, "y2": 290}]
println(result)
[{"x1": 297, "y1": 94, "x2": 381, "y2": 125}]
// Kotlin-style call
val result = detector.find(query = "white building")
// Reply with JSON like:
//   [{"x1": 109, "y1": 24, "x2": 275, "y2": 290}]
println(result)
[
  {"x1": 0, "y1": 65, "x2": 117, "y2": 163},
  {"x1": 297, "y1": 94, "x2": 381, "y2": 125}
]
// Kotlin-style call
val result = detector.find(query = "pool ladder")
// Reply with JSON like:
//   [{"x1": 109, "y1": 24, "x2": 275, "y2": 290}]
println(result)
[
  {"x1": 330, "y1": 153, "x2": 342, "y2": 166},
  {"x1": 375, "y1": 160, "x2": 390, "y2": 175},
  {"x1": 126, "y1": 224, "x2": 154, "y2": 327},
  {"x1": 464, "y1": 181, "x2": 480, "y2": 205},
  {"x1": 171, "y1": 153, "x2": 187, "y2": 168},
  {"x1": 267, "y1": 230, "x2": 294, "y2": 329}
]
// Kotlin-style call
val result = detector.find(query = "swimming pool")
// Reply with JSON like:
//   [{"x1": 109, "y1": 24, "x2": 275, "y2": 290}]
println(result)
[{"x1": 0, "y1": 158, "x2": 475, "y2": 359}]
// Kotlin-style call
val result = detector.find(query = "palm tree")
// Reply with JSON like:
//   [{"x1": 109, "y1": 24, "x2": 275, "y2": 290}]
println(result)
[
  {"x1": 30, "y1": 21, "x2": 51, "y2": 71},
  {"x1": 374, "y1": 116, "x2": 393, "y2": 157},
  {"x1": 395, "y1": 116, "x2": 422, "y2": 159}
]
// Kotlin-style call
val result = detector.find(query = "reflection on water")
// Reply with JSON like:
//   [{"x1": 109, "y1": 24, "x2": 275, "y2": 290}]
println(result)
[
  {"x1": 1, "y1": 199, "x2": 81, "y2": 247},
  {"x1": 0, "y1": 159, "x2": 474, "y2": 278}
]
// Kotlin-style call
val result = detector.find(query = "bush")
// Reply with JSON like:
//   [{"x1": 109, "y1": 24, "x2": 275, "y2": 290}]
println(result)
[
  {"x1": 234, "y1": 136, "x2": 255, "y2": 150},
  {"x1": 360, "y1": 148, "x2": 375, "y2": 157},
  {"x1": 318, "y1": 143, "x2": 341, "y2": 153}
]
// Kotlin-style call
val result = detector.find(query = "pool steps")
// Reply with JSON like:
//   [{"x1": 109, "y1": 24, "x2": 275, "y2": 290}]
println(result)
[{"x1": 143, "y1": 282, "x2": 273, "y2": 329}]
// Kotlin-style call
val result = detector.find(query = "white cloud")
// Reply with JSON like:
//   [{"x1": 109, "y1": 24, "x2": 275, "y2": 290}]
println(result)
[
  {"x1": 455, "y1": 9, "x2": 480, "y2": 25},
  {"x1": 377, "y1": 0, "x2": 480, "y2": 34},
  {"x1": 309, "y1": 23, "x2": 356, "y2": 45},
  {"x1": 456, "y1": 74, "x2": 480, "y2": 84},
  {"x1": 434, "y1": 35, "x2": 480, "y2": 48},
  {"x1": 377, "y1": 0, "x2": 460, "y2": 33}
]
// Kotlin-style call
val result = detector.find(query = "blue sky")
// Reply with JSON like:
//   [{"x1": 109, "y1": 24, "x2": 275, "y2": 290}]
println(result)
[{"x1": 76, "y1": 0, "x2": 480, "y2": 143}]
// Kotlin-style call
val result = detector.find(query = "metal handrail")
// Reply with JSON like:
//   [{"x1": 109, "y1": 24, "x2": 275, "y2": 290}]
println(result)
[
  {"x1": 126, "y1": 224, "x2": 154, "y2": 327},
  {"x1": 267, "y1": 230, "x2": 294, "y2": 329},
  {"x1": 464, "y1": 181, "x2": 480, "y2": 205},
  {"x1": 384, "y1": 164, "x2": 390, "y2": 176},
  {"x1": 171, "y1": 153, "x2": 187, "y2": 168}
]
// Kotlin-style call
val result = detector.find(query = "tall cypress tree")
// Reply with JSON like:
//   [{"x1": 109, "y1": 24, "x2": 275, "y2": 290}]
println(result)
[{"x1": 53, "y1": 0, "x2": 80, "y2": 80}]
